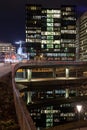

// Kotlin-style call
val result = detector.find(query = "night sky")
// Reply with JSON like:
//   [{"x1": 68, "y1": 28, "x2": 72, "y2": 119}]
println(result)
[
  {"x1": 0, "y1": 0, "x2": 87, "y2": 43},
  {"x1": 0, "y1": 0, "x2": 25, "y2": 43}
]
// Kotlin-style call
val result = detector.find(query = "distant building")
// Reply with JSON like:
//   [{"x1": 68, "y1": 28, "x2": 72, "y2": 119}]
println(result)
[
  {"x1": 0, "y1": 42, "x2": 16, "y2": 62},
  {"x1": 0, "y1": 42, "x2": 16, "y2": 53},
  {"x1": 25, "y1": 4, "x2": 76, "y2": 61}
]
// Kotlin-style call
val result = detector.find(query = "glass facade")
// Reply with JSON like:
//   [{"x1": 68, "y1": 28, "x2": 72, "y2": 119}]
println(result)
[
  {"x1": 25, "y1": 4, "x2": 76, "y2": 61},
  {"x1": 79, "y1": 12, "x2": 87, "y2": 61},
  {"x1": 26, "y1": 4, "x2": 41, "y2": 58},
  {"x1": 41, "y1": 9, "x2": 61, "y2": 60},
  {"x1": 61, "y1": 5, "x2": 76, "y2": 61}
]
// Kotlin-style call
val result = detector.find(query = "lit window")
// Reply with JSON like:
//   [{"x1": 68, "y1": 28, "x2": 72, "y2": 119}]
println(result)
[
  {"x1": 53, "y1": 14, "x2": 61, "y2": 18},
  {"x1": 66, "y1": 7, "x2": 72, "y2": 11},
  {"x1": 30, "y1": 6, "x2": 36, "y2": 10}
]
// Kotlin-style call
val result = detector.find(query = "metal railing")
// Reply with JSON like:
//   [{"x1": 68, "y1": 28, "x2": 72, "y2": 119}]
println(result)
[{"x1": 12, "y1": 60, "x2": 87, "y2": 72}]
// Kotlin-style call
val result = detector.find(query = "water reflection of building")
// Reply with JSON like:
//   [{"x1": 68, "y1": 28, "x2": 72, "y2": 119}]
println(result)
[
  {"x1": 15, "y1": 65, "x2": 87, "y2": 130},
  {"x1": 28, "y1": 104, "x2": 76, "y2": 129}
]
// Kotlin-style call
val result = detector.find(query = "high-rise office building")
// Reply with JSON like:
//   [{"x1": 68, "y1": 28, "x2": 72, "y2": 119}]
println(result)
[
  {"x1": 25, "y1": 4, "x2": 76, "y2": 61},
  {"x1": 41, "y1": 8, "x2": 61, "y2": 60},
  {"x1": 61, "y1": 5, "x2": 76, "y2": 61},
  {"x1": 76, "y1": 18, "x2": 80, "y2": 61},
  {"x1": 78, "y1": 12, "x2": 87, "y2": 61},
  {"x1": 26, "y1": 4, "x2": 41, "y2": 59}
]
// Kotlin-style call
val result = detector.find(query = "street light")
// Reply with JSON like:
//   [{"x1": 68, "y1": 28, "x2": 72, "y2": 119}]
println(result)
[
  {"x1": 76, "y1": 105, "x2": 82, "y2": 113},
  {"x1": 76, "y1": 105, "x2": 82, "y2": 130}
]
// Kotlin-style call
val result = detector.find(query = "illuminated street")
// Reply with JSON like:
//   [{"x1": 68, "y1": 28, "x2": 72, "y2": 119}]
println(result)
[{"x1": 0, "y1": 63, "x2": 12, "y2": 77}]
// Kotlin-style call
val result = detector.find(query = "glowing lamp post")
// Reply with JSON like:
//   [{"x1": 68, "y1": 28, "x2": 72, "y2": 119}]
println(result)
[
  {"x1": 76, "y1": 105, "x2": 82, "y2": 113},
  {"x1": 76, "y1": 105, "x2": 82, "y2": 130}
]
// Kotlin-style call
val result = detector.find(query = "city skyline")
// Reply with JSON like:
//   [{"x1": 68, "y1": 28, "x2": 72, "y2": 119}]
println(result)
[{"x1": 0, "y1": 0, "x2": 87, "y2": 43}]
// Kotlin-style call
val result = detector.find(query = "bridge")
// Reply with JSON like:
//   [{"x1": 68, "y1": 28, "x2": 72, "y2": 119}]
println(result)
[
  {"x1": 14, "y1": 60, "x2": 87, "y2": 100},
  {"x1": 1, "y1": 61, "x2": 87, "y2": 130}
]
